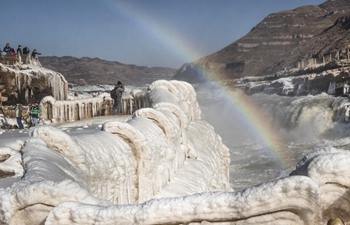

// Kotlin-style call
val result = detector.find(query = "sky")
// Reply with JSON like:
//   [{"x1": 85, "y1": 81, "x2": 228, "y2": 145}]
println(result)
[{"x1": 1, "y1": 0, "x2": 325, "y2": 68}]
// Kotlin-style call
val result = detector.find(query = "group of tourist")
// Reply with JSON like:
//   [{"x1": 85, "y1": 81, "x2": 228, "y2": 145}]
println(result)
[
  {"x1": 1, "y1": 43, "x2": 41, "y2": 59},
  {"x1": 13, "y1": 80, "x2": 125, "y2": 129},
  {"x1": 12, "y1": 80, "x2": 124, "y2": 129},
  {"x1": 15, "y1": 103, "x2": 40, "y2": 129}
]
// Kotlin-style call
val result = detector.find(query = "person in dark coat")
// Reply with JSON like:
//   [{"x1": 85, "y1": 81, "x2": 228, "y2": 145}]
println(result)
[
  {"x1": 31, "y1": 49, "x2": 41, "y2": 58},
  {"x1": 23, "y1": 47, "x2": 30, "y2": 54},
  {"x1": 3, "y1": 43, "x2": 12, "y2": 53},
  {"x1": 17, "y1": 45, "x2": 22, "y2": 54},
  {"x1": 111, "y1": 81, "x2": 125, "y2": 115}
]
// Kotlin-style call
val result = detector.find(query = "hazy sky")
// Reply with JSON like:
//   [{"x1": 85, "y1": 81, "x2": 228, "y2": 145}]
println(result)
[{"x1": 1, "y1": 0, "x2": 325, "y2": 68}]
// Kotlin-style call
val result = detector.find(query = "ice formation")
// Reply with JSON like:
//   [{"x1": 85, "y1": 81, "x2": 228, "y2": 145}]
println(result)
[
  {"x1": 0, "y1": 80, "x2": 231, "y2": 224},
  {"x1": 0, "y1": 80, "x2": 350, "y2": 224},
  {"x1": 39, "y1": 90, "x2": 149, "y2": 124},
  {"x1": 0, "y1": 63, "x2": 68, "y2": 104}
]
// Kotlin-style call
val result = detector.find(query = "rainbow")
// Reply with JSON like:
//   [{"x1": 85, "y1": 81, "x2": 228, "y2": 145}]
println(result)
[
  {"x1": 103, "y1": 1, "x2": 203, "y2": 65},
  {"x1": 103, "y1": 1, "x2": 287, "y2": 167},
  {"x1": 200, "y1": 68, "x2": 287, "y2": 167}
]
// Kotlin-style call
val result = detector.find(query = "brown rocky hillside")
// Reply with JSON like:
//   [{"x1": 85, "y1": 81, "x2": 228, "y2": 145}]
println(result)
[
  {"x1": 40, "y1": 56, "x2": 176, "y2": 86},
  {"x1": 173, "y1": 0, "x2": 350, "y2": 83}
]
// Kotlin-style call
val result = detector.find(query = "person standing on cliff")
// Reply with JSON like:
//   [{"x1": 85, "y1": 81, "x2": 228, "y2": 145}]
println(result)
[
  {"x1": 3, "y1": 43, "x2": 12, "y2": 53},
  {"x1": 16, "y1": 45, "x2": 22, "y2": 54},
  {"x1": 31, "y1": 49, "x2": 41, "y2": 59},
  {"x1": 31, "y1": 49, "x2": 42, "y2": 66},
  {"x1": 15, "y1": 103, "x2": 24, "y2": 129}
]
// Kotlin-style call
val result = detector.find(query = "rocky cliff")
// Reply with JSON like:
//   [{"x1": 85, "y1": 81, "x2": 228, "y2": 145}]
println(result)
[
  {"x1": 173, "y1": 0, "x2": 350, "y2": 84},
  {"x1": 40, "y1": 56, "x2": 177, "y2": 86}
]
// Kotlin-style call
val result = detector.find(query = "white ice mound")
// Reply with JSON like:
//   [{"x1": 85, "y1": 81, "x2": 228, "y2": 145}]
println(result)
[
  {"x1": 0, "y1": 143, "x2": 23, "y2": 179},
  {"x1": 291, "y1": 146, "x2": 350, "y2": 223},
  {"x1": 45, "y1": 176, "x2": 319, "y2": 225}
]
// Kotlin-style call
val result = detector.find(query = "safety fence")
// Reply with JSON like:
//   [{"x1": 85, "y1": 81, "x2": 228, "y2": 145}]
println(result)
[
  {"x1": 0, "y1": 52, "x2": 34, "y2": 65},
  {"x1": 40, "y1": 90, "x2": 150, "y2": 123}
]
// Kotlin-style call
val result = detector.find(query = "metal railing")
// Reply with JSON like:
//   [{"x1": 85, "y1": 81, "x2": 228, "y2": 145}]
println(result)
[{"x1": 0, "y1": 52, "x2": 36, "y2": 65}]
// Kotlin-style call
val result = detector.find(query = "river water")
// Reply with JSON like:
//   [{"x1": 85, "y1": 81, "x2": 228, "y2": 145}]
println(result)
[{"x1": 194, "y1": 83, "x2": 350, "y2": 191}]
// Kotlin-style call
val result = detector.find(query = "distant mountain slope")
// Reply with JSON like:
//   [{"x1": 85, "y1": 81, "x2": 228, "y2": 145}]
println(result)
[
  {"x1": 40, "y1": 56, "x2": 176, "y2": 86},
  {"x1": 173, "y1": 0, "x2": 350, "y2": 83}
]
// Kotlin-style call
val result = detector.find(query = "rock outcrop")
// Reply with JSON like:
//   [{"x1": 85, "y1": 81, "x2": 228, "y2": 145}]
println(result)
[
  {"x1": 173, "y1": 0, "x2": 350, "y2": 85},
  {"x1": 0, "y1": 63, "x2": 68, "y2": 105}
]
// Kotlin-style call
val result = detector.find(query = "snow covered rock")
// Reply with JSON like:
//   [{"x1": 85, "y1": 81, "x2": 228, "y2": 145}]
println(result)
[{"x1": 0, "y1": 63, "x2": 68, "y2": 105}]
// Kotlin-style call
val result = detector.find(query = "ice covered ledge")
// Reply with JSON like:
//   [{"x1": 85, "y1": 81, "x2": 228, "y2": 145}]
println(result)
[{"x1": 0, "y1": 80, "x2": 231, "y2": 224}]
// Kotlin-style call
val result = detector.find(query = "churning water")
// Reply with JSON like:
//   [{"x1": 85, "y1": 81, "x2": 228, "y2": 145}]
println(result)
[{"x1": 194, "y1": 83, "x2": 350, "y2": 191}]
